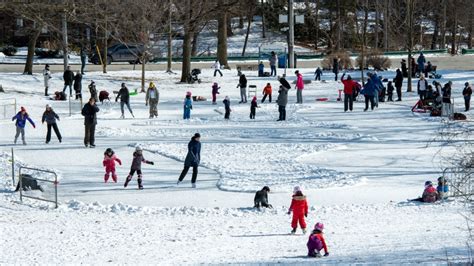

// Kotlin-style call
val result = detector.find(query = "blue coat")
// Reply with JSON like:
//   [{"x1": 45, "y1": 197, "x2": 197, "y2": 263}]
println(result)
[
  {"x1": 361, "y1": 79, "x2": 377, "y2": 97},
  {"x1": 184, "y1": 139, "x2": 201, "y2": 167},
  {"x1": 12, "y1": 112, "x2": 35, "y2": 128}
]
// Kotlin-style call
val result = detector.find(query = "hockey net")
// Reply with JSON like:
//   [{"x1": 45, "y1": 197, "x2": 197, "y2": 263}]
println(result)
[{"x1": 0, "y1": 97, "x2": 17, "y2": 119}]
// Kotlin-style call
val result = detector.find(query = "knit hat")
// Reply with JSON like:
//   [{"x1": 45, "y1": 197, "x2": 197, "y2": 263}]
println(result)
[
  {"x1": 314, "y1": 222, "x2": 324, "y2": 232},
  {"x1": 194, "y1": 133, "x2": 201, "y2": 139},
  {"x1": 293, "y1": 186, "x2": 301, "y2": 194},
  {"x1": 20, "y1": 106, "x2": 26, "y2": 112},
  {"x1": 135, "y1": 146, "x2": 143, "y2": 152},
  {"x1": 150, "y1": 81, "x2": 155, "y2": 88},
  {"x1": 45, "y1": 104, "x2": 52, "y2": 109},
  {"x1": 186, "y1": 91, "x2": 192, "y2": 96},
  {"x1": 425, "y1": 180, "x2": 433, "y2": 187}
]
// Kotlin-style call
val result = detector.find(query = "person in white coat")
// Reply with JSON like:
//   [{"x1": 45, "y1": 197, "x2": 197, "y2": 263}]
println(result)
[
  {"x1": 213, "y1": 60, "x2": 223, "y2": 77},
  {"x1": 43, "y1": 64, "x2": 52, "y2": 96}
]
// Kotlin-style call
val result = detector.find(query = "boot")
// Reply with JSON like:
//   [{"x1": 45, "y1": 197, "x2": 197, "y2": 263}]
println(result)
[
  {"x1": 124, "y1": 175, "x2": 132, "y2": 188},
  {"x1": 14, "y1": 137, "x2": 17, "y2": 144},
  {"x1": 192, "y1": 183, "x2": 196, "y2": 188},
  {"x1": 137, "y1": 177, "x2": 143, "y2": 190},
  {"x1": 302, "y1": 228, "x2": 307, "y2": 234},
  {"x1": 291, "y1": 228, "x2": 296, "y2": 234},
  {"x1": 112, "y1": 174, "x2": 118, "y2": 183},
  {"x1": 104, "y1": 173, "x2": 109, "y2": 183}
]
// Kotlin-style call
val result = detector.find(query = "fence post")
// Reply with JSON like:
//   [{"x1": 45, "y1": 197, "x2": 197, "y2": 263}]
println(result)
[
  {"x1": 19, "y1": 167, "x2": 22, "y2": 203},
  {"x1": 11, "y1": 147, "x2": 14, "y2": 185},
  {"x1": 54, "y1": 173, "x2": 58, "y2": 209}
]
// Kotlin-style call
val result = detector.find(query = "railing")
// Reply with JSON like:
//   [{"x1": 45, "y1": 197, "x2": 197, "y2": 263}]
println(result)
[{"x1": 19, "y1": 166, "x2": 58, "y2": 208}]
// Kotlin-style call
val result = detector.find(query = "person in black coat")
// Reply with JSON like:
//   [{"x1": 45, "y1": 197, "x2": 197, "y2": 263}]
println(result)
[
  {"x1": 254, "y1": 186, "x2": 272, "y2": 209},
  {"x1": 81, "y1": 98, "x2": 100, "y2": 148},
  {"x1": 116, "y1": 83, "x2": 134, "y2": 118},
  {"x1": 63, "y1": 66, "x2": 74, "y2": 96},
  {"x1": 223, "y1": 96, "x2": 231, "y2": 119},
  {"x1": 463, "y1": 82, "x2": 472, "y2": 112},
  {"x1": 177, "y1": 133, "x2": 201, "y2": 188},
  {"x1": 332, "y1": 58, "x2": 339, "y2": 81},
  {"x1": 401, "y1": 59, "x2": 408, "y2": 78},
  {"x1": 73, "y1": 72, "x2": 82, "y2": 100},
  {"x1": 238, "y1": 74, "x2": 248, "y2": 103},
  {"x1": 42, "y1": 104, "x2": 62, "y2": 144},
  {"x1": 394, "y1": 69, "x2": 403, "y2": 101}
]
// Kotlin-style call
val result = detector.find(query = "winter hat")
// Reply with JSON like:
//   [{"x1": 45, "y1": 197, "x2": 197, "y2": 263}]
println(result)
[
  {"x1": 20, "y1": 106, "x2": 26, "y2": 112},
  {"x1": 186, "y1": 91, "x2": 192, "y2": 96},
  {"x1": 253, "y1": 96, "x2": 257, "y2": 101},
  {"x1": 105, "y1": 148, "x2": 114, "y2": 155},
  {"x1": 194, "y1": 133, "x2": 201, "y2": 139},
  {"x1": 465, "y1": 82, "x2": 470, "y2": 87},
  {"x1": 424, "y1": 181, "x2": 433, "y2": 187},
  {"x1": 135, "y1": 146, "x2": 143, "y2": 152},
  {"x1": 293, "y1": 186, "x2": 301, "y2": 194},
  {"x1": 45, "y1": 104, "x2": 52, "y2": 109},
  {"x1": 314, "y1": 222, "x2": 324, "y2": 232},
  {"x1": 150, "y1": 82, "x2": 155, "y2": 88},
  {"x1": 225, "y1": 96, "x2": 230, "y2": 100},
  {"x1": 262, "y1": 186, "x2": 270, "y2": 192}
]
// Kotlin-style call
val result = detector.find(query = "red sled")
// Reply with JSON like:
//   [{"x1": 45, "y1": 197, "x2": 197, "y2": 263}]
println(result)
[
  {"x1": 316, "y1": 98, "x2": 329, "y2": 102},
  {"x1": 411, "y1": 100, "x2": 433, "y2": 113}
]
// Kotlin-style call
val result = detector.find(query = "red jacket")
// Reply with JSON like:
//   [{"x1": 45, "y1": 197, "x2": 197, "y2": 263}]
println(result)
[
  {"x1": 103, "y1": 155, "x2": 122, "y2": 170},
  {"x1": 341, "y1": 77, "x2": 357, "y2": 95},
  {"x1": 289, "y1": 195, "x2": 308, "y2": 215}
]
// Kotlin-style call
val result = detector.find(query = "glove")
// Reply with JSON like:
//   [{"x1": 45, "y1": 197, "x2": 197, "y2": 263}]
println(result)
[
  {"x1": 33, "y1": 125, "x2": 36, "y2": 128},
  {"x1": 148, "y1": 161, "x2": 154, "y2": 165},
  {"x1": 305, "y1": 213, "x2": 308, "y2": 218},
  {"x1": 287, "y1": 211, "x2": 291, "y2": 215},
  {"x1": 324, "y1": 253, "x2": 329, "y2": 257}
]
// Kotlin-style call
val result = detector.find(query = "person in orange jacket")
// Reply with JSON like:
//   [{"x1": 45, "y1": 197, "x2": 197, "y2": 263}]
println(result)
[
  {"x1": 261, "y1": 83, "x2": 272, "y2": 103},
  {"x1": 307, "y1": 222, "x2": 329, "y2": 258},
  {"x1": 288, "y1": 186, "x2": 309, "y2": 234}
]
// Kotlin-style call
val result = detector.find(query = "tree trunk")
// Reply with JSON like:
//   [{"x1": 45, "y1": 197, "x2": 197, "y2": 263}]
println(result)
[
  {"x1": 384, "y1": 0, "x2": 390, "y2": 51},
  {"x1": 217, "y1": 3, "x2": 230, "y2": 69},
  {"x1": 103, "y1": 16, "x2": 108, "y2": 74},
  {"x1": 62, "y1": 12, "x2": 69, "y2": 71},
  {"x1": 166, "y1": 0, "x2": 173, "y2": 73},
  {"x1": 227, "y1": 14, "x2": 234, "y2": 37},
  {"x1": 261, "y1": 0, "x2": 266, "y2": 38},
  {"x1": 335, "y1": 0, "x2": 341, "y2": 50},
  {"x1": 440, "y1": 0, "x2": 447, "y2": 48},
  {"x1": 238, "y1": 15, "x2": 244, "y2": 29},
  {"x1": 141, "y1": 53, "x2": 146, "y2": 92},
  {"x1": 407, "y1": 0, "x2": 413, "y2": 92},
  {"x1": 191, "y1": 30, "x2": 199, "y2": 56},
  {"x1": 23, "y1": 27, "x2": 41, "y2": 75},
  {"x1": 242, "y1": 16, "x2": 252, "y2": 56},
  {"x1": 314, "y1": 0, "x2": 319, "y2": 50},
  {"x1": 180, "y1": 27, "x2": 192, "y2": 83},
  {"x1": 451, "y1": 10, "x2": 457, "y2": 55},
  {"x1": 431, "y1": 16, "x2": 439, "y2": 50},
  {"x1": 374, "y1": 0, "x2": 379, "y2": 49}
]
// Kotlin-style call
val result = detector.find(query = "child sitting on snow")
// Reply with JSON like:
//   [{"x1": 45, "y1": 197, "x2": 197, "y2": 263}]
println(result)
[
  {"x1": 307, "y1": 222, "x2": 329, "y2": 258},
  {"x1": 124, "y1": 146, "x2": 154, "y2": 190},
  {"x1": 411, "y1": 181, "x2": 439, "y2": 203},
  {"x1": 103, "y1": 148, "x2": 122, "y2": 183},
  {"x1": 437, "y1": 176, "x2": 449, "y2": 200},
  {"x1": 288, "y1": 186, "x2": 309, "y2": 234},
  {"x1": 254, "y1": 186, "x2": 272, "y2": 209}
]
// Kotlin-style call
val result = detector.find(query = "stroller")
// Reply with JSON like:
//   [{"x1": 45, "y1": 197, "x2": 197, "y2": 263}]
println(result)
[
  {"x1": 99, "y1": 90, "x2": 110, "y2": 104},
  {"x1": 188, "y1": 68, "x2": 202, "y2": 84}
]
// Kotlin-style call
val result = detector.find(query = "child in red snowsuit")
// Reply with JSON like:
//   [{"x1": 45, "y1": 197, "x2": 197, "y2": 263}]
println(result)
[
  {"x1": 307, "y1": 222, "x2": 329, "y2": 258},
  {"x1": 103, "y1": 148, "x2": 122, "y2": 183},
  {"x1": 288, "y1": 186, "x2": 309, "y2": 234}
]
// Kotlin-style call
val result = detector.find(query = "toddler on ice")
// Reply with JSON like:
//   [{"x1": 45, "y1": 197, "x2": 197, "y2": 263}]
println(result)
[
  {"x1": 124, "y1": 146, "x2": 154, "y2": 190},
  {"x1": 103, "y1": 148, "x2": 122, "y2": 183}
]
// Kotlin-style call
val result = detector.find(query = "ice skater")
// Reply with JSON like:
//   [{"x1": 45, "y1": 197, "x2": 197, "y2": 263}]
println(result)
[
  {"x1": 116, "y1": 83, "x2": 134, "y2": 119},
  {"x1": 211, "y1": 82, "x2": 220, "y2": 105},
  {"x1": 288, "y1": 186, "x2": 308, "y2": 234},
  {"x1": 124, "y1": 146, "x2": 154, "y2": 190},
  {"x1": 103, "y1": 148, "x2": 122, "y2": 183},
  {"x1": 223, "y1": 96, "x2": 231, "y2": 120},
  {"x1": 250, "y1": 96, "x2": 258, "y2": 119},
  {"x1": 42, "y1": 104, "x2": 62, "y2": 144},
  {"x1": 12, "y1": 106, "x2": 35, "y2": 145},
  {"x1": 183, "y1": 91, "x2": 193, "y2": 119},
  {"x1": 177, "y1": 133, "x2": 201, "y2": 188}
]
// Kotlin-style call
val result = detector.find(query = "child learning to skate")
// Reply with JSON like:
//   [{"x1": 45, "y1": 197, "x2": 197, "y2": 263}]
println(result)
[
  {"x1": 288, "y1": 186, "x2": 309, "y2": 234},
  {"x1": 307, "y1": 222, "x2": 329, "y2": 258},
  {"x1": 124, "y1": 146, "x2": 154, "y2": 190},
  {"x1": 103, "y1": 148, "x2": 122, "y2": 183}
]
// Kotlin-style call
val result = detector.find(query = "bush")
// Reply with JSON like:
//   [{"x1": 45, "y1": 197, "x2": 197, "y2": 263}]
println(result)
[
  {"x1": 35, "y1": 48, "x2": 61, "y2": 58},
  {"x1": 356, "y1": 50, "x2": 391, "y2": 71},
  {"x1": 2, "y1": 46, "x2": 17, "y2": 56},
  {"x1": 321, "y1": 51, "x2": 353, "y2": 71}
]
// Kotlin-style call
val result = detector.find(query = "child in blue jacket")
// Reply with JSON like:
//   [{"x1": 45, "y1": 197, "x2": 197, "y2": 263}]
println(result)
[
  {"x1": 437, "y1": 176, "x2": 449, "y2": 200},
  {"x1": 12, "y1": 106, "x2": 36, "y2": 145},
  {"x1": 183, "y1": 92, "x2": 193, "y2": 119}
]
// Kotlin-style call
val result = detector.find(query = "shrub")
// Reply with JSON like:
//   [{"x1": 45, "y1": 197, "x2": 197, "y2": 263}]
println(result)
[
  {"x1": 356, "y1": 50, "x2": 391, "y2": 71},
  {"x1": 2, "y1": 46, "x2": 17, "y2": 56},
  {"x1": 321, "y1": 51, "x2": 353, "y2": 71}
]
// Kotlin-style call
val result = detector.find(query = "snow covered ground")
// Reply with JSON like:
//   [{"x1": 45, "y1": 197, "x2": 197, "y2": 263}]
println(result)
[{"x1": 0, "y1": 66, "x2": 472, "y2": 264}]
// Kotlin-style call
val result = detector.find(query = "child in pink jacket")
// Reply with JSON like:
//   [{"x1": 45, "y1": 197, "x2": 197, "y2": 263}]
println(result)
[{"x1": 103, "y1": 148, "x2": 122, "y2": 183}]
